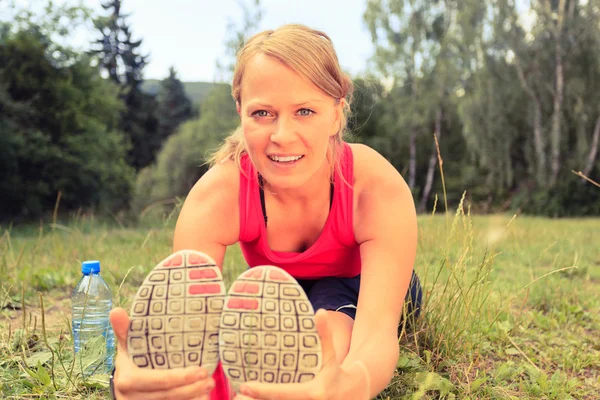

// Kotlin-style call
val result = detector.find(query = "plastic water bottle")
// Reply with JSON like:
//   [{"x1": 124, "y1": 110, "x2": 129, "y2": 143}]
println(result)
[{"x1": 71, "y1": 260, "x2": 115, "y2": 374}]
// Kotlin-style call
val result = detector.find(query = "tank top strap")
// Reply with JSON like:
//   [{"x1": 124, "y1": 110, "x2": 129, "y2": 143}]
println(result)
[
  {"x1": 238, "y1": 154, "x2": 262, "y2": 243},
  {"x1": 331, "y1": 143, "x2": 356, "y2": 247}
]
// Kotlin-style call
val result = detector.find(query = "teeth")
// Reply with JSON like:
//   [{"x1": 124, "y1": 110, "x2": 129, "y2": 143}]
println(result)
[{"x1": 269, "y1": 155, "x2": 303, "y2": 162}]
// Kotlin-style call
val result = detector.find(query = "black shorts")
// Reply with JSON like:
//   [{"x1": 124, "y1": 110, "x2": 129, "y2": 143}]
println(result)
[{"x1": 296, "y1": 271, "x2": 422, "y2": 321}]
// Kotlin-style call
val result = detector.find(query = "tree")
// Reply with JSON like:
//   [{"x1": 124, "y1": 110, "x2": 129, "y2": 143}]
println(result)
[
  {"x1": 132, "y1": 0, "x2": 264, "y2": 213},
  {"x1": 214, "y1": 0, "x2": 263, "y2": 82},
  {"x1": 453, "y1": 0, "x2": 600, "y2": 215},
  {"x1": 156, "y1": 66, "x2": 193, "y2": 141},
  {"x1": 132, "y1": 84, "x2": 239, "y2": 212},
  {"x1": 364, "y1": 0, "x2": 431, "y2": 191},
  {"x1": 363, "y1": 0, "x2": 474, "y2": 211},
  {"x1": 0, "y1": 22, "x2": 134, "y2": 220},
  {"x1": 90, "y1": 0, "x2": 147, "y2": 85},
  {"x1": 90, "y1": 0, "x2": 160, "y2": 170},
  {"x1": 348, "y1": 76, "x2": 388, "y2": 144}
]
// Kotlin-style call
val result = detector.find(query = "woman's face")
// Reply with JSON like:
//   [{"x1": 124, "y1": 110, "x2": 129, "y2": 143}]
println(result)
[{"x1": 238, "y1": 53, "x2": 342, "y2": 190}]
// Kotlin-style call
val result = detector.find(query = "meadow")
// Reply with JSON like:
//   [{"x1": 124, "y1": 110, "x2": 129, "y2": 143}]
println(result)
[{"x1": 0, "y1": 201, "x2": 598, "y2": 399}]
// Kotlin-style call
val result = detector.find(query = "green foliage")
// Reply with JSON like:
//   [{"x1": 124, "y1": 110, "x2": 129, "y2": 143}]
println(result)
[
  {"x1": 362, "y1": 0, "x2": 472, "y2": 213},
  {"x1": 458, "y1": 57, "x2": 530, "y2": 194},
  {"x1": 0, "y1": 26, "x2": 134, "y2": 220},
  {"x1": 214, "y1": 0, "x2": 263, "y2": 82},
  {"x1": 141, "y1": 80, "x2": 224, "y2": 105},
  {"x1": 131, "y1": 84, "x2": 239, "y2": 212},
  {"x1": 348, "y1": 77, "x2": 390, "y2": 145},
  {"x1": 513, "y1": 177, "x2": 600, "y2": 217},
  {"x1": 362, "y1": 0, "x2": 600, "y2": 216},
  {"x1": 90, "y1": 0, "x2": 161, "y2": 171},
  {"x1": 119, "y1": 88, "x2": 161, "y2": 170},
  {"x1": 2, "y1": 0, "x2": 600, "y2": 221},
  {"x1": 90, "y1": 0, "x2": 148, "y2": 87},
  {"x1": 155, "y1": 66, "x2": 194, "y2": 141}
]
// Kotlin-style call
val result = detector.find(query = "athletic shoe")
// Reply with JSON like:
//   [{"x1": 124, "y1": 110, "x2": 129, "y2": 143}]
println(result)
[
  {"x1": 126, "y1": 250, "x2": 226, "y2": 374},
  {"x1": 219, "y1": 265, "x2": 322, "y2": 391}
]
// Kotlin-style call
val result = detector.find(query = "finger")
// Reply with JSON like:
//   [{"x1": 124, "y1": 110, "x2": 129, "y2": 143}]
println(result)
[
  {"x1": 111, "y1": 308, "x2": 214, "y2": 393},
  {"x1": 233, "y1": 395, "x2": 257, "y2": 400},
  {"x1": 239, "y1": 381, "x2": 313, "y2": 400},
  {"x1": 130, "y1": 378, "x2": 215, "y2": 400},
  {"x1": 314, "y1": 308, "x2": 337, "y2": 367},
  {"x1": 109, "y1": 307, "x2": 130, "y2": 352},
  {"x1": 117, "y1": 365, "x2": 209, "y2": 393}
]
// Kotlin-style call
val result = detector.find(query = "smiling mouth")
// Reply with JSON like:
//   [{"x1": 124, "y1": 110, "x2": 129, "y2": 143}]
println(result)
[{"x1": 268, "y1": 155, "x2": 305, "y2": 163}]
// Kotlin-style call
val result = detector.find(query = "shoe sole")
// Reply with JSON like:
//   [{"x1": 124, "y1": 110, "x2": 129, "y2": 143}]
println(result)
[
  {"x1": 219, "y1": 266, "x2": 322, "y2": 391},
  {"x1": 126, "y1": 250, "x2": 225, "y2": 374}
]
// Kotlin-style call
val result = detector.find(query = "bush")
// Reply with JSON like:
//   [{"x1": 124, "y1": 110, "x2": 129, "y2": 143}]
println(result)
[{"x1": 512, "y1": 176, "x2": 600, "y2": 217}]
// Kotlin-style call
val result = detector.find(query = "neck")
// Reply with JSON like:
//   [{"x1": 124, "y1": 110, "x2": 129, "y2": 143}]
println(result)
[{"x1": 263, "y1": 160, "x2": 333, "y2": 206}]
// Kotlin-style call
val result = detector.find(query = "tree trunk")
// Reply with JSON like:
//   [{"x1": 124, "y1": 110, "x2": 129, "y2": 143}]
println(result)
[
  {"x1": 550, "y1": 0, "x2": 567, "y2": 186},
  {"x1": 419, "y1": 107, "x2": 442, "y2": 213},
  {"x1": 533, "y1": 100, "x2": 545, "y2": 184},
  {"x1": 514, "y1": 56, "x2": 546, "y2": 185},
  {"x1": 408, "y1": 127, "x2": 417, "y2": 190},
  {"x1": 408, "y1": 19, "x2": 418, "y2": 191},
  {"x1": 550, "y1": 39, "x2": 564, "y2": 186},
  {"x1": 583, "y1": 115, "x2": 600, "y2": 177}
]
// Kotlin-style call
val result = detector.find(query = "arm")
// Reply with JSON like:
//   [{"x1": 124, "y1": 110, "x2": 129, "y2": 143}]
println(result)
[
  {"x1": 110, "y1": 161, "x2": 241, "y2": 400},
  {"x1": 173, "y1": 160, "x2": 241, "y2": 267},
  {"x1": 342, "y1": 144, "x2": 418, "y2": 397}
]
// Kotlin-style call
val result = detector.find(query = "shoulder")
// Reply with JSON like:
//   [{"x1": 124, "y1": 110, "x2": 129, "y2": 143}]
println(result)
[
  {"x1": 174, "y1": 159, "x2": 241, "y2": 249},
  {"x1": 348, "y1": 143, "x2": 416, "y2": 243},
  {"x1": 187, "y1": 159, "x2": 240, "y2": 201}
]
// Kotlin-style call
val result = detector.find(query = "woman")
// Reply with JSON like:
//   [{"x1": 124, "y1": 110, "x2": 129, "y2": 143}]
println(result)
[{"x1": 109, "y1": 23, "x2": 421, "y2": 400}]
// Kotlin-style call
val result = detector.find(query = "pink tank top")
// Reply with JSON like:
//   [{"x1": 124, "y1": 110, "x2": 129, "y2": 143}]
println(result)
[
  {"x1": 210, "y1": 143, "x2": 361, "y2": 399},
  {"x1": 238, "y1": 142, "x2": 361, "y2": 278}
]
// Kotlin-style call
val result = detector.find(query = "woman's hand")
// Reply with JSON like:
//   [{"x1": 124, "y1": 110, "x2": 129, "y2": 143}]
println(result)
[
  {"x1": 109, "y1": 308, "x2": 216, "y2": 400},
  {"x1": 233, "y1": 309, "x2": 370, "y2": 400}
]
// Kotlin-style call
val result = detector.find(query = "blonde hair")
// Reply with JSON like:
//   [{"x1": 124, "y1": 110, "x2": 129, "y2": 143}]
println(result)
[{"x1": 207, "y1": 24, "x2": 354, "y2": 176}]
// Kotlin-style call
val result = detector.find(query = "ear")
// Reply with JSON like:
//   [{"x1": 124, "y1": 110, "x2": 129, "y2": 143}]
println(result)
[{"x1": 236, "y1": 101, "x2": 241, "y2": 116}]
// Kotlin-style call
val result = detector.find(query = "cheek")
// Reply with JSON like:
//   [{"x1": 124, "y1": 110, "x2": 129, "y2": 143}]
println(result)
[
  {"x1": 242, "y1": 120, "x2": 265, "y2": 148},
  {"x1": 312, "y1": 119, "x2": 337, "y2": 146},
  {"x1": 312, "y1": 112, "x2": 337, "y2": 139}
]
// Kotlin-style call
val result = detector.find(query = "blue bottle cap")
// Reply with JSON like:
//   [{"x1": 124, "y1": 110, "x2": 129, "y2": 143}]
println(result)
[{"x1": 82, "y1": 260, "x2": 101, "y2": 274}]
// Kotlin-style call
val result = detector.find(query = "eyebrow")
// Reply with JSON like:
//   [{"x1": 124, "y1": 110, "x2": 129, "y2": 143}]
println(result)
[{"x1": 247, "y1": 99, "x2": 326, "y2": 108}]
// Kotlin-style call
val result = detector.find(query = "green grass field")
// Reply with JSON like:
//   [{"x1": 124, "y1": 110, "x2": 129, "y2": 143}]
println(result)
[{"x1": 0, "y1": 205, "x2": 598, "y2": 399}]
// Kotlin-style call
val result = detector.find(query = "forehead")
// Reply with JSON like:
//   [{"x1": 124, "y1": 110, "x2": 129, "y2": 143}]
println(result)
[{"x1": 240, "y1": 53, "x2": 331, "y2": 106}]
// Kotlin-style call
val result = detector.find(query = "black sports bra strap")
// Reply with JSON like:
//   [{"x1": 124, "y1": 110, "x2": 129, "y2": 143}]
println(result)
[
  {"x1": 258, "y1": 174, "x2": 333, "y2": 227},
  {"x1": 258, "y1": 174, "x2": 268, "y2": 225}
]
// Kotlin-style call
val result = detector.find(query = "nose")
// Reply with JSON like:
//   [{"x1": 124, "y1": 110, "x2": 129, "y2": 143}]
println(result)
[{"x1": 269, "y1": 116, "x2": 298, "y2": 146}]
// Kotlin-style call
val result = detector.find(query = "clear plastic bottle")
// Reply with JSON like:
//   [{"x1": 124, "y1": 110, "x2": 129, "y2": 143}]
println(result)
[{"x1": 71, "y1": 260, "x2": 115, "y2": 374}]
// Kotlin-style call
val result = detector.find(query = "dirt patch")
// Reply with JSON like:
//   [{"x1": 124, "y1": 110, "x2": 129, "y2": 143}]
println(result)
[{"x1": 1, "y1": 296, "x2": 72, "y2": 334}]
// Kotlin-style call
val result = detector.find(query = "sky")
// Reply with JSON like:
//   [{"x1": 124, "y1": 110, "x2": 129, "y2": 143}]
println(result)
[
  {"x1": 8, "y1": 0, "x2": 536, "y2": 83},
  {"x1": 24, "y1": 0, "x2": 377, "y2": 82}
]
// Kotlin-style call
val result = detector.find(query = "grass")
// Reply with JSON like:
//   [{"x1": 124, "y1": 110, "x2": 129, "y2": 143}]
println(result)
[{"x1": 0, "y1": 203, "x2": 599, "y2": 399}]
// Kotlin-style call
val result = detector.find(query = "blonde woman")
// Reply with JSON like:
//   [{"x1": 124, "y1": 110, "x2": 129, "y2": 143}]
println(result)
[{"x1": 109, "y1": 24, "x2": 421, "y2": 400}]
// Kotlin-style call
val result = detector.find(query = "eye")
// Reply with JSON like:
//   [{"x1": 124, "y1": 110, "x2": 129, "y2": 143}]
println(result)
[
  {"x1": 298, "y1": 108, "x2": 314, "y2": 117},
  {"x1": 252, "y1": 110, "x2": 270, "y2": 118}
]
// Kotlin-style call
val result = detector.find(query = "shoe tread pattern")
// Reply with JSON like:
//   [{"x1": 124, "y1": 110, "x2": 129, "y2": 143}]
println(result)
[
  {"x1": 127, "y1": 250, "x2": 225, "y2": 374},
  {"x1": 219, "y1": 266, "x2": 321, "y2": 391}
]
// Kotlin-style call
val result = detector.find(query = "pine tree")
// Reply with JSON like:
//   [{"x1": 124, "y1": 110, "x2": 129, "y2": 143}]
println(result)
[
  {"x1": 90, "y1": 0, "x2": 160, "y2": 170},
  {"x1": 156, "y1": 66, "x2": 193, "y2": 141}
]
